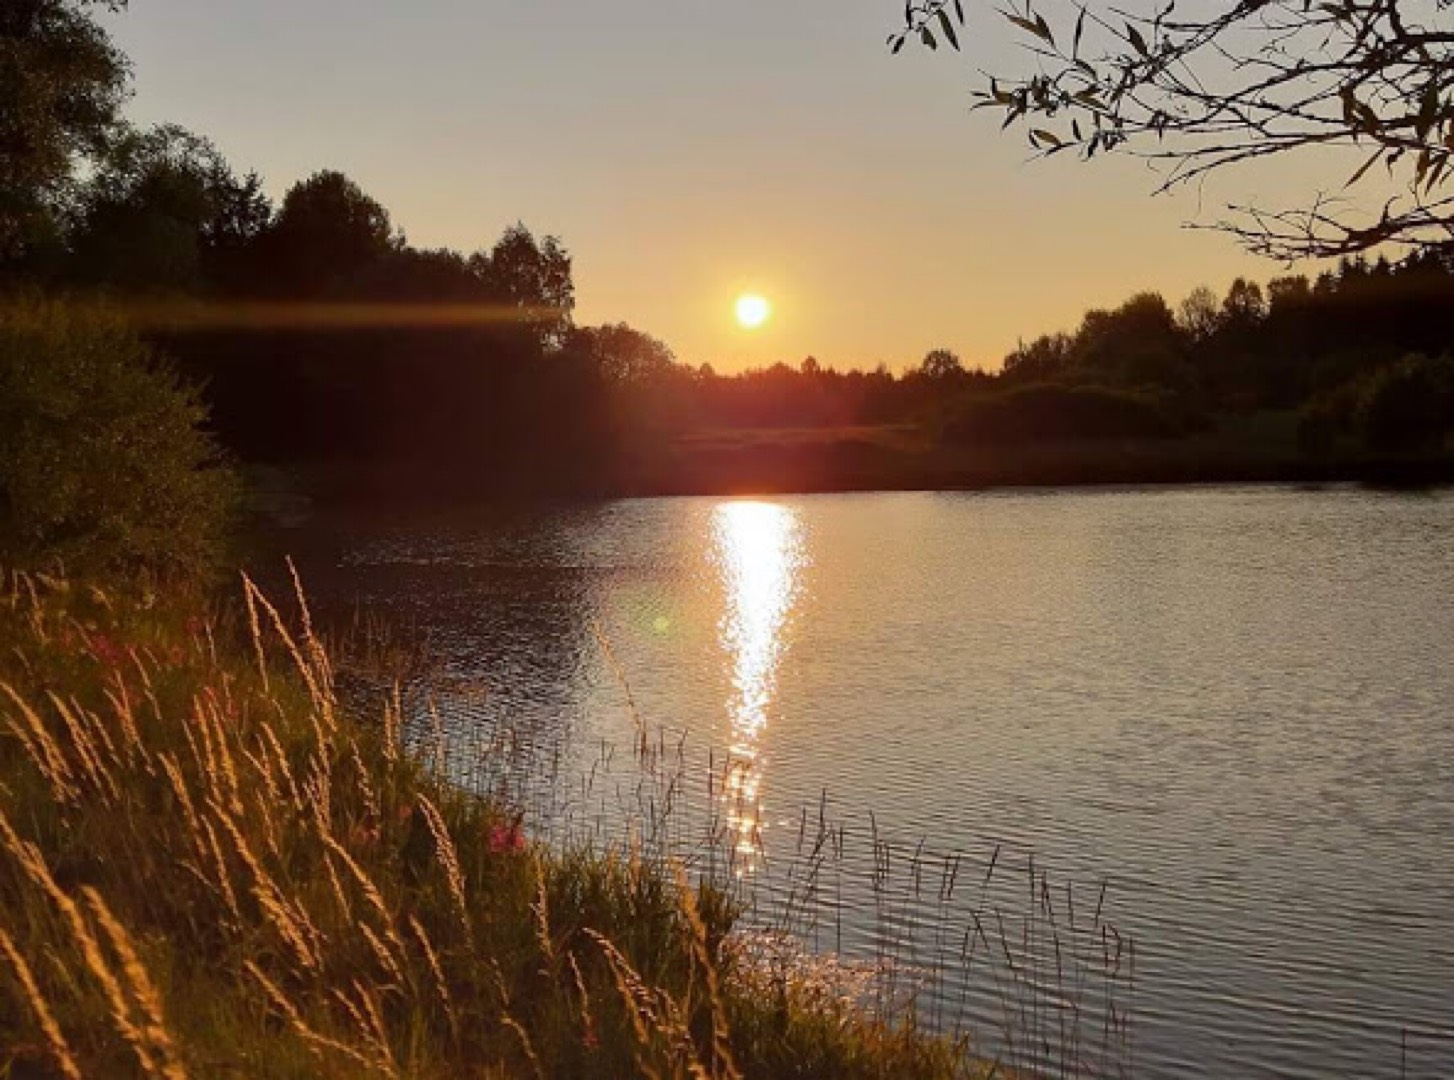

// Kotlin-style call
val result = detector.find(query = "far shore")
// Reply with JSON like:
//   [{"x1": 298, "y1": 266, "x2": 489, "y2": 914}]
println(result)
[{"x1": 248, "y1": 419, "x2": 1454, "y2": 513}]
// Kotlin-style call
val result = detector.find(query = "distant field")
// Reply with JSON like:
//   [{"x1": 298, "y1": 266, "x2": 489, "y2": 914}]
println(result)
[
  {"x1": 268, "y1": 414, "x2": 1453, "y2": 507},
  {"x1": 675, "y1": 424, "x2": 929, "y2": 452},
  {"x1": 631, "y1": 414, "x2": 1452, "y2": 496}
]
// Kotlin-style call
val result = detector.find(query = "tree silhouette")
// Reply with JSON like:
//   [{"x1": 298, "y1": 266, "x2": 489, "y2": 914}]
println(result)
[
  {"x1": 66, "y1": 125, "x2": 268, "y2": 292},
  {"x1": 895, "y1": 1, "x2": 1454, "y2": 257},
  {"x1": 261, "y1": 170, "x2": 397, "y2": 297},
  {"x1": 1221, "y1": 279, "x2": 1268, "y2": 329},
  {"x1": 1357, "y1": 353, "x2": 1454, "y2": 451},
  {"x1": 472, "y1": 224, "x2": 575, "y2": 350},
  {"x1": 568, "y1": 323, "x2": 675, "y2": 383},
  {"x1": 1004, "y1": 333, "x2": 1073, "y2": 382},
  {"x1": 1176, "y1": 286, "x2": 1221, "y2": 343},
  {"x1": 1, "y1": 0, "x2": 131, "y2": 270},
  {"x1": 920, "y1": 348, "x2": 965, "y2": 379}
]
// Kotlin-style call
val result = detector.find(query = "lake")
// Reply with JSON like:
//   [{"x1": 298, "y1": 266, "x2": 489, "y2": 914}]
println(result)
[{"x1": 270, "y1": 485, "x2": 1454, "y2": 1078}]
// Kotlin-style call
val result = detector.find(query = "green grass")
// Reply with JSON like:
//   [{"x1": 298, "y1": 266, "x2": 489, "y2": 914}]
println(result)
[{"x1": 0, "y1": 570, "x2": 990, "y2": 1079}]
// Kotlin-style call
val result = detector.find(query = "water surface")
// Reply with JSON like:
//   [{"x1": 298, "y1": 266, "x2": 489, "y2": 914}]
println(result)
[{"x1": 275, "y1": 486, "x2": 1454, "y2": 1078}]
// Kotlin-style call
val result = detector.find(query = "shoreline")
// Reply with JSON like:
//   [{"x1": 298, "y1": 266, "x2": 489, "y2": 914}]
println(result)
[{"x1": 252, "y1": 447, "x2": 1454, "y2": 513}]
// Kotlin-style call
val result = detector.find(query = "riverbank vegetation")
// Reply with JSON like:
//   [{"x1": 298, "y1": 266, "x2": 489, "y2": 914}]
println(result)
[
  {"x1": 0, "y1": 567, "x2": 996, "y2": 1079},
  {"x1": 0, "y1": 297, "x2": 237, "y2": 580}
]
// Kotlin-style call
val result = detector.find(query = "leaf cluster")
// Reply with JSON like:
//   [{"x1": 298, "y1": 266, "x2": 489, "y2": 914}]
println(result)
[{"x1": 0, "y1": 296, "x2": 237, "y2": 583}]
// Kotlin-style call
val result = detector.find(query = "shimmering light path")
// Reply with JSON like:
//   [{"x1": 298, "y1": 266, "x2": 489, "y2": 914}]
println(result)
[{"x1": 711, "y1": 501, "x2": 805, "y2": 867}]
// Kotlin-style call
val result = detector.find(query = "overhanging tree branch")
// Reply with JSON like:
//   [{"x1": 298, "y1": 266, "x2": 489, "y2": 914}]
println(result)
[{"x1": 894, "y1": 0, "x2": 1454, "y2": 258}]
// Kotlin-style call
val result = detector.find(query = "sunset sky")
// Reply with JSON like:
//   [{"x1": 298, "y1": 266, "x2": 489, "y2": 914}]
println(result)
[{"x1": 106, "y1": 0, "x2": 1326, "y2": 372}]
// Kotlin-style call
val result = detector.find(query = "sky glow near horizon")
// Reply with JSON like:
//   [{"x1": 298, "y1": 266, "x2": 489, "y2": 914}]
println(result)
[{"x1": 106, "y1": 1, "x2": 1334, "y2": 372}]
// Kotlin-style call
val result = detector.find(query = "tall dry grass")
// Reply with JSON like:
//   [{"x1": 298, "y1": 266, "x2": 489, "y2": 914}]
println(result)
[
  {"x1": 0, "y1": 568, "x2": 992, "y2": 1079},
  {"x1": 329, "y1": 584, "x2": 1137, "y2": 1080}
]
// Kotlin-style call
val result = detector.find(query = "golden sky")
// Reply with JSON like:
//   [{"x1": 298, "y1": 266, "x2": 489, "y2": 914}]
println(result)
[{"x1": 108, "y1": 1, "x2": 1332, "y2": 372}]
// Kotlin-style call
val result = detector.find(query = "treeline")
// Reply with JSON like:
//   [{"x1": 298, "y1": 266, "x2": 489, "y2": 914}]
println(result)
[
  {"x1": 4, "y1": 117, "x2": 613, "y2": 489},
  {"x1": 675, "y1": 256, "x2": 1454, "y2": 452},
  {"x1": 2, "y1": 99, "x2": 974, "y2": 491},
  {"x1": 1, "y1": 0, "x2": 703, "y2": 495},
  {"x1": 987, "y1": 256, "x2": 1454, "y2": 450},
  {"x1": 7, "y1": 0, "x2": 1454, "y2": 519},
  {"x1": 11, "y1": 130, "x2": 1454, "y2": 486},
  {"x1": 17, "y1": 132, "x2": 1454, "y2": 495},
  {"x1": 5, "y1": 105, "x2": 950, "y2": 489}
]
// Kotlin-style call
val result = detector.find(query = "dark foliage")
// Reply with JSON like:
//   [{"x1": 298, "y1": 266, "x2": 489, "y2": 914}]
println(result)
[
  {"x1": 253, "y1": 170, "x2": 397, "y2": 298},
  {"x1": 0, "y1": 296, "x2": 236, "y2": 579},
  {"x1": 0, "y1": 0, "x2": 130, "y2": 272},
  {"x1": 943, "y1": 384, "x2": 1182, "y2": 445},
  {"x1": 63, "y1": 125, "x2": 268, "y2": 294},
  {"x1": 1357, "y1": 353, "x2": 1454, "y2": 453}
]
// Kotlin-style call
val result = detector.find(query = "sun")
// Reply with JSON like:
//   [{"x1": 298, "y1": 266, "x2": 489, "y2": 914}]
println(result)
[{"x1": 735, "y1": 293, "x2": 772, "y2": 330}]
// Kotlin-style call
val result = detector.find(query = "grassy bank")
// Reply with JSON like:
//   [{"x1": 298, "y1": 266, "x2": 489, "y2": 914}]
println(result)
[{"x1": 0, "y1": 570, "x2": 988, "y2": 1079}]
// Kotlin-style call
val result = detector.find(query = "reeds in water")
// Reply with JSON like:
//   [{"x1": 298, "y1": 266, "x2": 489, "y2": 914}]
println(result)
[{"x1": 0, "y1": 567, "x2": 1016, "y2": 1078}]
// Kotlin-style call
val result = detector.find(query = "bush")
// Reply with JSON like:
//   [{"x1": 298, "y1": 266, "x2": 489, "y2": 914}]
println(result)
[
  {"x1": 1295, "y1": 383, "x2": 1360, "y2": 456},
  {"x1": 0, "y1": 296, "x2": 236, "y2": 581},
  {"x1": 1355, "y1": 352, "x2": 1454, "y2": 453},
  {"x1": 940, "y1": 383, "x2": 1183, "y2": 445},
  {"x1": 1295, "y1": 397, "x2": 1343, "y2": 456}
]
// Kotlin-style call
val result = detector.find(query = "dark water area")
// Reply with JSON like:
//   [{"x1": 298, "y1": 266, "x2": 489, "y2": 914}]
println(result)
[{"x1": 260, "y1": 485, "x2": 1454, "y2": 1079}]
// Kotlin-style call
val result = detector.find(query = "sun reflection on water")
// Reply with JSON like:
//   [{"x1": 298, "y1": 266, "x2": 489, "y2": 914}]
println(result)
[{"x1": 711, "y1": 501, "x2": 805, "y2": 872}]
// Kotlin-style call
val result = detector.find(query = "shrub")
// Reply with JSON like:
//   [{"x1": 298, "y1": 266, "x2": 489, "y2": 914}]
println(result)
[
  {"x1": 1355, "y1": 352, "x2": 1454, "y2": 453},
  {"x1": 0, "y1": 296, "x2": 236, "y2": 581},
  {"x1": 1296, "y1": 383, "x2": 1360, "y2": 456},
  {"x1": 1295, "y1": 397, "x2": 1342, "y2": 456},
  {"x1": 940, "y1": 383, "x2": 1182, "y2": 445}
]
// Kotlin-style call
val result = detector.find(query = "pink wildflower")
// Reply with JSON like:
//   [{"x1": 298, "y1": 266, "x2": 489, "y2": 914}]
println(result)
[
  {"x1": 88, "y1": 633, "x2": 124, "y2": 667},
  {"x1": 348, "y1": 822, "x2": 381, "y2": 850},
  {"x1": 488, "y1": 821, "x2": 525, "y2": 855}
]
